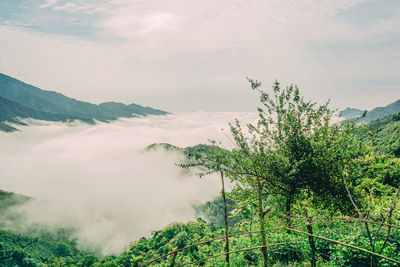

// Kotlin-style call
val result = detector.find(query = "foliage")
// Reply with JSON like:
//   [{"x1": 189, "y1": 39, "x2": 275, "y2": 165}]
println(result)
[
  {"x1": 359, "y1": 112, "x2": 400, "y2": 157},
  {"x1": 1, "y1": 80, "x2": 400, "y2": 266},
  {"x1": 194, "y1": 194, "x2": 237, "y2": 226},
  {"x1": 0, "y1": 229, "x2": 91, "y2": 267}
]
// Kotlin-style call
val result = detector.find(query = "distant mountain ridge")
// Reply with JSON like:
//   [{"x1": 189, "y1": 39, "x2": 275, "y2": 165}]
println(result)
[
  {"x1": 364, "y1": 99, "x2": 400, "y2": 122},
  {"x1": 341, "y1": 99, "x2": 400, "y2": 123},
  {"x1": 0, "y1": 73, "x2": 168, "y2": 132},
  {"x1": 0, "y1": 96, "x2": 91, "y2": 132},
  {"x1": 340, "y1": 107, "x2": 365, "y2": 120}
]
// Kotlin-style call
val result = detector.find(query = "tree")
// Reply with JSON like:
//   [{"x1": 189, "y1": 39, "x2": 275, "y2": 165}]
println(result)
[
  {"x1": 180, "y1": 79, "x2": 393, "y2": 266},
  {"x1": 226, "y1": 79, "x2": 364, "y2": 224},
  {"x1": 180, "y1": 145, "x2": 232, "y2": 266}
]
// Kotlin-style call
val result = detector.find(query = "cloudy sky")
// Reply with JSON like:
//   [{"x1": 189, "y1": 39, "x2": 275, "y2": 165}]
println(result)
[{"x1": 0, "y1": 0, "x2": 399, "y2": 112}]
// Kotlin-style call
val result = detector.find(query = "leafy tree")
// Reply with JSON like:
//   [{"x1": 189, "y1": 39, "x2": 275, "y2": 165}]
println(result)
[
  {"x1": 180, "y1": 145, "x2": 233, "y2": 265},
  {"x1": 226, "y1": 80, "x2": 373, "y2": 220},
  {"x1": 55, "y1": 242, "x2": 72, "y2": 257},
  {"x1": 180, "y1": 79, "x2": 370, "y2": 265}
]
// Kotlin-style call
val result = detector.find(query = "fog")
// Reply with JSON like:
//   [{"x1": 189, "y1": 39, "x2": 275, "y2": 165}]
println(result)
[{"x1": 0, "y1": 112, "x2": 256, "y2": 254}]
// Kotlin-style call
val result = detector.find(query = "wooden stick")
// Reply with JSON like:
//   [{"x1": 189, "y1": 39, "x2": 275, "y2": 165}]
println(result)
[
  {"x1": 177, "y1": 243, "x2": 288, "y2": 266},
  {"x1": 285, "y1": 227, "x2": 400, "y2": 264}
]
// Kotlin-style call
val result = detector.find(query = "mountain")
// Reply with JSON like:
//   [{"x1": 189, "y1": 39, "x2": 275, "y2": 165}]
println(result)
[
  {"x1": 145, "y1": 143, "x2": 222, "y2": 155},
  {"x1": 145, "y1": 142, "x2": 182, "y2": 152},
  {"x1": 98, "y1": 102, "x2": 166, "y2": 117},
  {"x1": 363, "y1": 99, "x2": 400, "y2": 123},
  {"x1": 341, "y1": 99, "x2": 400, "y2": 122},
  {"x1": 0, "y1": 96, "x2": 92, "y2": 132},
  {"x1": 0, "y1": 73, "x2": 168, "y2": 124},
  {"x1": 0, "y1": 189, "x2": 29, "y2": 212},
  {"x1": 0, "y1": 122, "x2": 16, "y2": 132},
  {"x1": 340, "y1": 107, "x2": 365, "y2": 120},
  {"x1": 0, "y1": 190, "x2": 90, "y2": 266}
]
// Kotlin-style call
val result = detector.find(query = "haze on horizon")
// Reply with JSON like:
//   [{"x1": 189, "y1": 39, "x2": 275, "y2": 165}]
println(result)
[{"x1": 0, "y1": 0, "x2": 399, "y2": 112}]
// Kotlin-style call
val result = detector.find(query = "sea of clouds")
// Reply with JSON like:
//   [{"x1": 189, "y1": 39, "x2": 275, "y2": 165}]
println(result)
[{"x1": 0, "y1": 111, "x2": 257, "y2": 254}]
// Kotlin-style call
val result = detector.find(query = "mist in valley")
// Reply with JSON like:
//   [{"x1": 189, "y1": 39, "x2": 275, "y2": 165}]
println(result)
[{"x1": 0, "y1": 112, "x2": 256, "y2": 254}]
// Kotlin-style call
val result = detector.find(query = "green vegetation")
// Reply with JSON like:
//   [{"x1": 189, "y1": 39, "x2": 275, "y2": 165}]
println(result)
[
  {"x1": 0, "y1": 190, "x2": 29, "y2": 212},
  {"x1": 0, "y1": 191, "x2": 101, "y2": 266},
  {"x1": 157, "y1": 80, "x2": 400, "y2": 266},
  {"x1": 119, "y1": 80, "x2": 399, "y2": 266},
  {"x1": 0, "y1": 229, "x2": 83, "y2": 266},
  {"x1": 1, "y1": 80, "x2": 399, "y2": 266},
  {"x1": 360, "y1": 112, "x2": 400, "y2": 157},
  {"x1": 145, "y1": 143, "x2": 182, "y2": 152}
]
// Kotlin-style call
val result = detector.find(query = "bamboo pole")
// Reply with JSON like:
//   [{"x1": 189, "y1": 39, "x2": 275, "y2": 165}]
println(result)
[
  {"x1": 285, "y1": 227, "x2": 400, "y2": 265},
  {"x1": 305, "y1": 210, "x2": 316, "y2": 267},
  {"x1": 177, "y1": 243, "x2": 288, "y2": 266},
  {"x1": 220, "y1": 171, "x2": 230, "y2": 266},
  {"x1": 140, "y1": 226, "x2": 287, "y2": 266}
]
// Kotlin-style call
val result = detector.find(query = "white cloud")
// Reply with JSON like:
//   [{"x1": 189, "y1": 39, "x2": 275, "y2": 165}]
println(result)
[
  {"x1": 53, "y1": 2, "x2": 77, "y2": 11},
  {"x1": 40, "y1": 0, "x2": 61, "y2": 8},
  {"x1": 1, "y1": 0, "x2": 399, "y2": 112},
  {"x1": 0, "y1": 112, "x2": 256, "y2": 254},
  {"x1": 139, "y1": 13, "x2": 177, "y2": 34},
  {"x1": 95, "y1": 0, "x2": 365, "y2": 42}
]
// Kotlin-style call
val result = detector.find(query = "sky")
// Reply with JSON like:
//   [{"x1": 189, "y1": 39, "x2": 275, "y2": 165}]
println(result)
[{"x1": 0, "y1": 0, "x2": 399, "y2": 112}]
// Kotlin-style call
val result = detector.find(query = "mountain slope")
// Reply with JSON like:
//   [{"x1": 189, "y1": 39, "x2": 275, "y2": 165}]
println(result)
[
  {"x1": 341, "y1": 99, "x2": 400, "y2": 122},
  {"x1": 0, "y1": 96, "x2": 91, "y2": 132},
  {"x1": 0, "y1": 73, "x2": 168, "y2": 122},
  {"x1": 363, "y1": 99, "x2": 400, "y2": 122},
  {"x1": 340, "y1": 107, "x2": 365, "y2": 119},
  {"x1": 0, "y1": 122, "x2": 16, "y2": 132}
]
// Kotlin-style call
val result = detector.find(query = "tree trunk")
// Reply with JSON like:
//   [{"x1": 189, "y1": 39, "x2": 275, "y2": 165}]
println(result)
[
  {"x1": 285, "y1": 194, "x2": 293, "y2": 227},
  {"x1": 220, "y1": 171, "x2": 230, "y2": 266},
  {"x1": 305, "y1": 209, "x2": 316, "y2": 267},
  {"x1": 257, "y1": 178, "x2": 268, "y2": 267}
]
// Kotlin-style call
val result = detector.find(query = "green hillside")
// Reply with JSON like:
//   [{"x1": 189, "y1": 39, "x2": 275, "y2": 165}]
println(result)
[
  {"x1": 361, "y1": 112, "x2": 400, "y2": 157},
  {"x1": 0, "y1": 190, "x2": 29, "y2": 211},
  {"x1": 1, "y1": 81, "x2": 400, "y2": 266},
  {"x1": 0, "y1": 190, "x2": 98, "y2": 266},
  {"x1": 0, "y1": 229, "x2": 85, "y2": 266}
]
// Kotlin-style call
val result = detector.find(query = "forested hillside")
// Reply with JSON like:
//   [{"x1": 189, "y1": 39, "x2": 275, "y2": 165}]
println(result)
[
  {"x1": 0, "y1": 190, "x2": 99, "y2": 266},
  {"x1": 1, "y1": 81, "x2": 399, "y2": 266},
  {"x1": 127, "y1": 81, "x2": 400, "y2": 266},
  {"x1": 361, "y1": 112, "x2": 400, "y2": 157}
]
